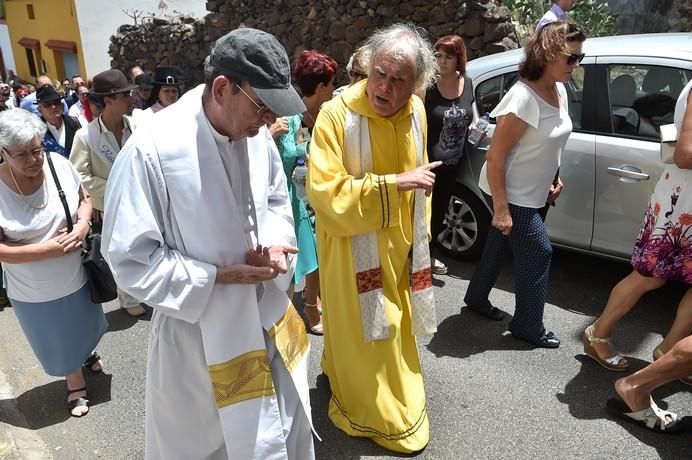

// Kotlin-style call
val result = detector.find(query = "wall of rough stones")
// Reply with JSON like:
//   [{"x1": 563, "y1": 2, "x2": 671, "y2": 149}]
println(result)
[
  {"x1": 599, "y1": 0, "x2": 692, "y2": 34},
  {"x1": 110, "y1": 0, "x2": 519, "y2": 86},
  {"x1": 109, "y1": 16, "x2": 210, "y2": 85}
]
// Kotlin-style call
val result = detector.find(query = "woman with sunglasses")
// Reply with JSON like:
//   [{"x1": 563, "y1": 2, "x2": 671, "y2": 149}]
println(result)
[
  {"x1": 463, "y1": 21, "x2": 586, "y2": 348},
  {"x1": 0, "y1": 109, "x2": 108, "y2": 417}
]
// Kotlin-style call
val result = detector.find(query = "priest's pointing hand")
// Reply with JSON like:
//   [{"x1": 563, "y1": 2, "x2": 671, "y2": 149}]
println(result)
[
  {"x1": 215, "y1": 244, "x2": 300, "y2": 284},
  {"x1": 395, "y1": 161, "x2": 443, "y2": 196}
]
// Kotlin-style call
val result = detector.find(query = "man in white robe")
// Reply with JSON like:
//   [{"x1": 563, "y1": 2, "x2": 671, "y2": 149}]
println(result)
[{"x1": 101, "y1": 29, "x2": 315, "y2": 460}]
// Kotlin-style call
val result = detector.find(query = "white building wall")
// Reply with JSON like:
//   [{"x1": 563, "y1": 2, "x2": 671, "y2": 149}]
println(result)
[
  {"x1": 74, "y1": 0, "x2": 207, "y2": 78},
  {"x1": 0, "y1": 24, "x2": 16, "y2": 79}
]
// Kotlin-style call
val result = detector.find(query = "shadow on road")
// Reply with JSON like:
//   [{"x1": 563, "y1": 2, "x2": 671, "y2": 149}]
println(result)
[
  {"x1": 442, "y1": 249, "x2": 687, "y2": 354},
  {"x1": 425, "y1": 309, "x2": 548, "y2": 359},
  {"x1": 557, "y1": 354, "x2": 692, "y2": 458},
  {"x1": 310, "y1": 374, "x2": 424, "y2": 459},
  {"x1": 105, "y1": 307, "x2": 151, "y2": 333},
  {"x1": 0, "y1": 372, "x2": 112, "y2": 430}
]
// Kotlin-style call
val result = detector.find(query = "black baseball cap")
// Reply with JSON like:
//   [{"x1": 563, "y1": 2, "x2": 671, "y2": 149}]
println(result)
[{"x1": 205, "y1": 28, "x2": 305, "y2": 116}]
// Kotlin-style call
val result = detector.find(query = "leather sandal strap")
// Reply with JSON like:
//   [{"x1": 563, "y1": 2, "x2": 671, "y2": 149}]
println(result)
[
  {"x1": 604, "y1": 354, "x2": 625, "y2": 366},
  {"x1": 586, "y1": 325, "x2": 611, "y2": 344},
  {"x1": 67, "y1": 387, "x2": 87, "y2": 396}
]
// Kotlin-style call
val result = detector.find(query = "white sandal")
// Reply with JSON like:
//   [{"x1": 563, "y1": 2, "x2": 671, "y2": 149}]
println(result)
[{"x1": 606, "y1": 397, "x2": 683, "y2": 433}]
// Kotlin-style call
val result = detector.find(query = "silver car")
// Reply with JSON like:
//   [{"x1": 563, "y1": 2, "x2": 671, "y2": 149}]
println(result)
[{"x1": 436, "y1": 33, "x2": 692, "y2": 261}]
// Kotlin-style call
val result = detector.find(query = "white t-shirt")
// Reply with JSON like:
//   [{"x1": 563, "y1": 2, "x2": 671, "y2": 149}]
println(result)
[
  {"x1": 0, "y1": 154, "x2": 87, "y2": 302},
  {"x1": 479, "y1": 80, "x2": 572, "y2": 208}
]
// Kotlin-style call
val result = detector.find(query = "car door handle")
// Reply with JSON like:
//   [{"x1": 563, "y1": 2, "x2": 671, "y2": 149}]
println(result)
[{"x1": 607, "y1": 166, "x2": 650, "y2": 181}]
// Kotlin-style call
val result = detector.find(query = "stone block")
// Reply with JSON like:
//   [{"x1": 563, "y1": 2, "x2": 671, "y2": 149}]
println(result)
[{"x1": 329, "y1": 21, "x2": 346, "y2": 41}]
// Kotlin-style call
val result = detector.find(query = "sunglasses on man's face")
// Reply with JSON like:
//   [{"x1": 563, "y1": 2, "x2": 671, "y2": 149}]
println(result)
[
  {"x1": 40, "y1": 100, "x2": 62, "y2": 109},
  {"x1": 561, "y1": 52, "x2": 585, "y2": 66}
]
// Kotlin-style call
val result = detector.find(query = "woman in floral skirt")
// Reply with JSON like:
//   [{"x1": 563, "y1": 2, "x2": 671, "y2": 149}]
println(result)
[{"x1": 583, "y1": 78, "x2": 692, "y2": 379}]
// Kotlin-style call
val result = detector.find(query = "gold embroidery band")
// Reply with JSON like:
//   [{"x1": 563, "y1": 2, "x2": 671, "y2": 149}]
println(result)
[
  {"x1": 208, "y1": 350, "x2": 274, "y2": 409},
  {"x1": 267, "y1": 304, "x2": 309, "y2": 374}
]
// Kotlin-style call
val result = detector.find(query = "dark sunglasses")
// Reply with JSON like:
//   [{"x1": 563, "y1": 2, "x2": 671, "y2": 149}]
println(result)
[
  {"x1": 39, "y1": 100, "x2": 63, "y2": 108},
  {"x1": 348, "y1": 70, "x2": 367, "y2": 79},
  {"x1": 561, "y1": 52, "x2": 585, "y2": 66}
]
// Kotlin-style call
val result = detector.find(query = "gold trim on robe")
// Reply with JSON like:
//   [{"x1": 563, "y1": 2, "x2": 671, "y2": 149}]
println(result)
[
  {"x1": 208, "y1": 350, "x2": 274, "y2": 409},
  {"x1": 267, "y1": 305, "x2": 309, "y2": 374}
]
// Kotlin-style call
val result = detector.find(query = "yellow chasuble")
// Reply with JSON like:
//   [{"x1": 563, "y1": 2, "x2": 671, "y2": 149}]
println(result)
[{"x1": 307, "y1": 80, "x2": 431, "y2": 453}]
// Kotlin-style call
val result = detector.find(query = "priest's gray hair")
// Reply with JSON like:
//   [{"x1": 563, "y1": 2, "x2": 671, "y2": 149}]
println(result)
[
  {"x1": 0, "y1": 109, "x2": 46, "y2": 151},
  {"x1": 360, "y1": 23, "x2": 438, "y2": 93}
]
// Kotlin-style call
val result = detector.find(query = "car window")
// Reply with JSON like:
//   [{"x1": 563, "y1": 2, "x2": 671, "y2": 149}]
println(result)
[
  {"x1": 607, "y1": 64, "x2": 692, "y2": 140},
  {"x1": 565, "y1": 67, "x2": 584, "y2": 130},
  {"x1": 475, "y1": 74, "x2": 503, "y2": 117},
  {"x1": 474, "y1": 69, "x2": 585, "y2": 130}
]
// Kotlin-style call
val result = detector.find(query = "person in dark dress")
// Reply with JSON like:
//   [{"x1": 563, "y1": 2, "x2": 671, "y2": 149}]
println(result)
[{"x1": 424, "y1": 35, "x2": 476, "y2": 275}]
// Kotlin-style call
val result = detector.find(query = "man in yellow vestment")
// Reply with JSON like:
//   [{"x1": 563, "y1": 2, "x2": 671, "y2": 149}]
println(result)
[{"x1": 307, "y1": 23, "x2": 442, "y2": 453}]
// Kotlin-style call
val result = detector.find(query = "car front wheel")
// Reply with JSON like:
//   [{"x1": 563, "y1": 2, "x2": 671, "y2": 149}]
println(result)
[{"x1": 435, "y1": 187, "x2": 491, "y2": 260}]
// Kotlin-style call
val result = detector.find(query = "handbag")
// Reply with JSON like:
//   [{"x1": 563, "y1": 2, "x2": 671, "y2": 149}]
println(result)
[
  {"x1": 659, "y1": 123, "x2": 677, "y2": 164},
  {"x1": 46, "y1": 151, "x2": 118, "y2": 304}
]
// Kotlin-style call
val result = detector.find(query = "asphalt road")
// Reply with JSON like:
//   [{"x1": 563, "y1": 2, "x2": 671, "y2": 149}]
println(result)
[{"x1": 1, "y1": 249, "x2": 690, "y2": 459}]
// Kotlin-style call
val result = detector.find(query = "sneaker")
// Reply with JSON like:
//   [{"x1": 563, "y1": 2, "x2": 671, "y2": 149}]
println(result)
[{"x1": 124, "y1": 305, "x2": 146, "y2": 317}]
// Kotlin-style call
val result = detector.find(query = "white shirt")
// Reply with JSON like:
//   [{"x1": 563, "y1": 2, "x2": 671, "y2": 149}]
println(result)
[
  {"x1": 479, "y1": 81, "x2": 572, "y2": 208},
  {"x1": 47, "y1": 120, "x2": 66, "y2": 147},
  {"x1": 68, "y1": 100, "x2": 88, "y2": 127},
  {"x1": 0, "y1": 155, "x2": 87, "y2": 301},
  {"x1": 536, "y1": 3, "x2": 568, "y2": 30},
  {"x1": 205, "y1": 116, "x2": 258, "y2": 249}
]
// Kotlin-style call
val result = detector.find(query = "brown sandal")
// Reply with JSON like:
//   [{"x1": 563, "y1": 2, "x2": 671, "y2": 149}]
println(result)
[
  {"x1": 583, "y1": 324, "x2": 629, "y2": 371},
  {"x1": 303, "y1": 301, "x2": 323, "y2": 335}
]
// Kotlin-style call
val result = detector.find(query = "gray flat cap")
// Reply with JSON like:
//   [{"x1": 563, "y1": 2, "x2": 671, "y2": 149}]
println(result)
[{"x1": 207, "y1": 28, "x2": 305, "y2": 116}]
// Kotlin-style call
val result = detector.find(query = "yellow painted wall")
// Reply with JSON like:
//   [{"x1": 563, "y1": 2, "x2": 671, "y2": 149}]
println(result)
[{"x1": 5, "y1": 0, "x2": 85, "y2": 83}]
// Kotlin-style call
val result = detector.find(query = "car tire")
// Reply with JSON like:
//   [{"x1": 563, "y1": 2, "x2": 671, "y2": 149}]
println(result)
[{"x1": 434, "y1": 186, "x2": 491, "y2": 260}]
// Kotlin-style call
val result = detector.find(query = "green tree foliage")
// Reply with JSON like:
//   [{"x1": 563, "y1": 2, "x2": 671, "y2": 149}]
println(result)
[{"x1": 504, "y1": 0, "x2": 617, "y2": 40}]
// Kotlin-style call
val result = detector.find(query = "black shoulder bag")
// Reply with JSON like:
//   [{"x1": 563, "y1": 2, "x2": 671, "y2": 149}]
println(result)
[{"x1": 46, "y1": 151, "x2": 118, "y2": 304}]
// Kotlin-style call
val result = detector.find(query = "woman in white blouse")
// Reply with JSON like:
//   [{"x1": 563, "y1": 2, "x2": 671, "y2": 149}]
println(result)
[
  {"x1": 463, "y1": 21, "x2": 586, "y2": 348},
  {"x1": 0, "y1": 110, "x2": 108, "y2": 417}
]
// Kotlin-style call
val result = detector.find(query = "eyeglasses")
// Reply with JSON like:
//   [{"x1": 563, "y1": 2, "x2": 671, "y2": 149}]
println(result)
[
  {"x1": 561, "y1": 52, "x2": 585, "y2": 66},
  {"x1": 348, "y1": 70, "x2": 367, "y2": 79},
  {"x1": 234, "y1": 83, "x2": 270, "y2": 116},
  {"x1": 39, "y1": 100, "x2": 62, "y2": 108},
  {"x1": 2, "y1": 146, "x2": 45, "y2": 162}
]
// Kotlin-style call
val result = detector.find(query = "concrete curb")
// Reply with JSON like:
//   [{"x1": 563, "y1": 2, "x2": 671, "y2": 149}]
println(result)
[{"x1": 0, "y1": 370, "x2": 52, "y2": 460}]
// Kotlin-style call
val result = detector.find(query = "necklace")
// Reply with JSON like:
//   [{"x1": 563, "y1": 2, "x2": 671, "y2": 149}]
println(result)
[
  {"x1": 304, "y1": 109, "x2": 316, "y2": 126},
  {"x1": 7, "y1": 165, "x2": 48, "y2": 209}
]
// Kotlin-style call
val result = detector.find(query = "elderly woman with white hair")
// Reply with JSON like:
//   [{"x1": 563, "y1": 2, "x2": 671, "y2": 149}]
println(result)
[
  {"x1": 0, "y1": 109, "x2": 108, "y2": 418},
  {"x1": 307, "y1": 23, "x2": 441, "y2": 453}
]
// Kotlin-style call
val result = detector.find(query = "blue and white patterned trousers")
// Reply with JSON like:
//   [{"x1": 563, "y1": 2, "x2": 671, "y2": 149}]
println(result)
[{"x1": 464, "y1": 202, "x2": 553, "y2": 341}]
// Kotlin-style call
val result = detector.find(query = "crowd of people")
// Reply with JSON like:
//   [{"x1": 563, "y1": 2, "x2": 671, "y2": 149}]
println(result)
[{"x1": 0, "y1": 0, "x2": 689, "y2": 456}]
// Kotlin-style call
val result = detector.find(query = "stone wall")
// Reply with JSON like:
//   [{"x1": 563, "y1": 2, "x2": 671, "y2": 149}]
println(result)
[
  {"x1": 205, "y1": 0, "x2": 518, "y2": 65},
  {"x1": 600, "y1": 0, "x2": 692, "y2": 34},
  {"x1": 110, "y1": 1, "x2": 519, "y2": 86},
  {"x1": 109, "y1": 16, "x2": 210, "y2": 84}
]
